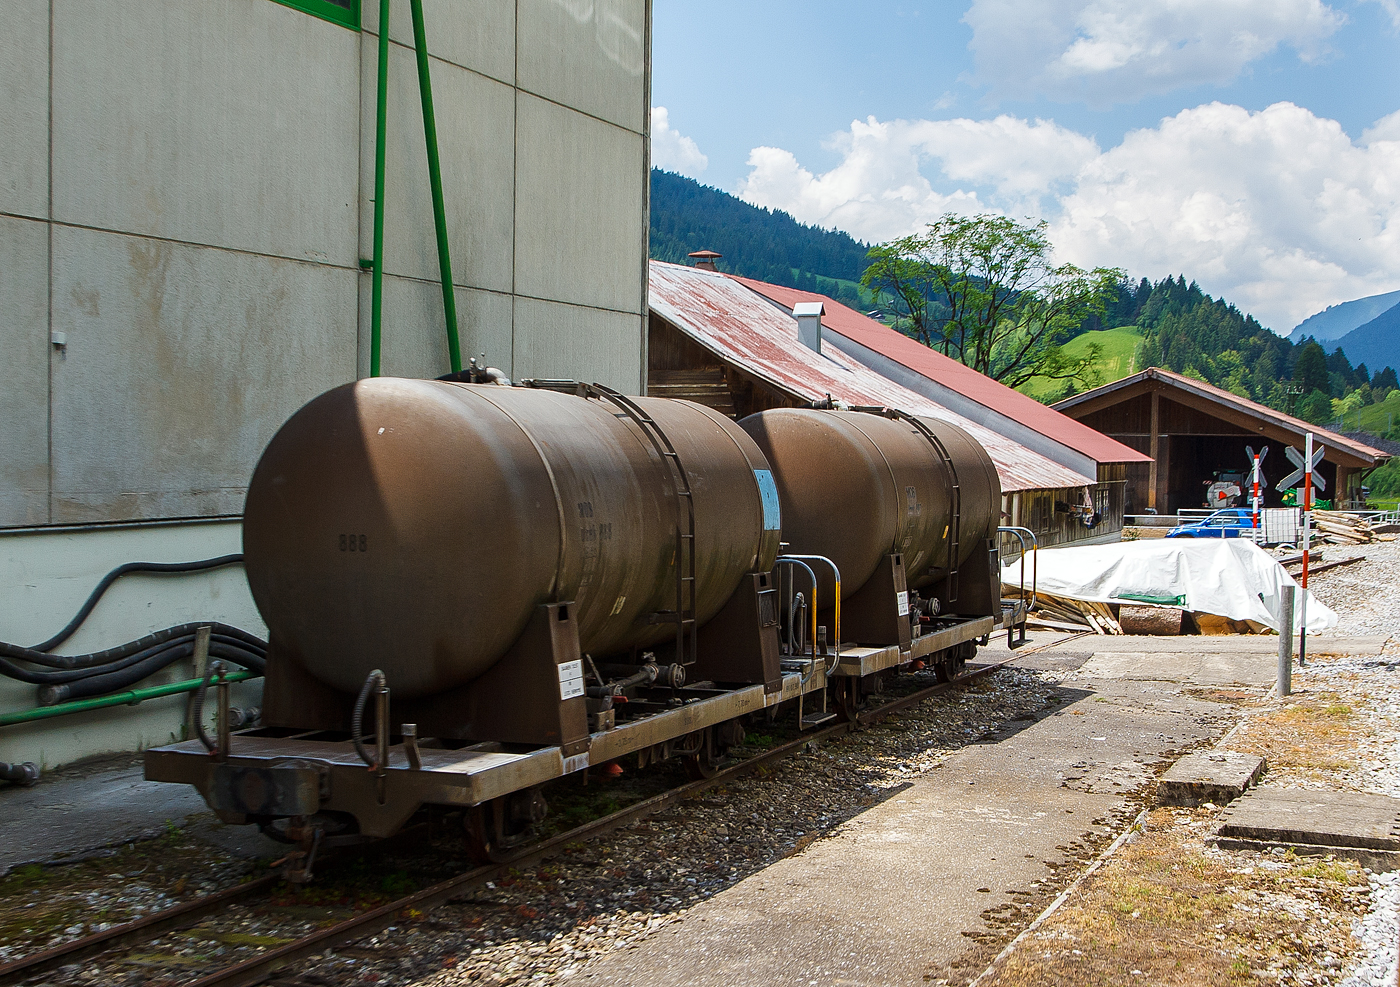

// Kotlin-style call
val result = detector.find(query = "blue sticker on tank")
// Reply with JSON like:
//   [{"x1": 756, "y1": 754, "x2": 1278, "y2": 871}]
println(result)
[{"x1": 754, "y1": 469, "x2": 781, "y2": 531}]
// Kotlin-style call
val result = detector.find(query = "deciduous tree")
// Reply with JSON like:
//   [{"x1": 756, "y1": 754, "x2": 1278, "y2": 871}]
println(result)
[{"x1": 860, "y1": 214, "x2": 1123, "y2": 389}]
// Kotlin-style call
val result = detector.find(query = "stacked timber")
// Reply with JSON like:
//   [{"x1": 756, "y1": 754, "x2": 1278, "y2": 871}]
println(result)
[
  {"x1": 1027, "y1": 594, "x2": 1124, "y2": 635},
  {"x1": 1313, "y1": 510, "x2": 1374, "y2": 545}
]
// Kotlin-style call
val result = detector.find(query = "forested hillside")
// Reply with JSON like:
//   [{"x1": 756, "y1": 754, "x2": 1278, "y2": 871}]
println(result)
[
  {"x1": 1049, "y1": 275, "x2": 1399, "y2": 438},
  {"x1": 645, "y1": 172, "x2": 1399, "y2": 448},
  {"x1": 649, "y1": 169, "x2": 874, "y2": 310}
]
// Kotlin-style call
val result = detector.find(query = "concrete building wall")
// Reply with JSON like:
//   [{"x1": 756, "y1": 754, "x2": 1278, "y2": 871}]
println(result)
[
  {"x1": 0, "y1": 0, "x2": 651, "y2": 768},
  {"x1": 1, "y1": 0, "x2": 652, "y2": 530}
]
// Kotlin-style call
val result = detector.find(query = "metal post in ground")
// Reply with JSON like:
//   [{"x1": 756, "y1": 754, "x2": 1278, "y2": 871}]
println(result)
[{"x1": 1278, "y1": 583, "x2": 1295, "y2": 697}]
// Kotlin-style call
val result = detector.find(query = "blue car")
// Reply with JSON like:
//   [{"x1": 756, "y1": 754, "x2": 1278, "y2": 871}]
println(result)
[{"x1": 1166, "y1": 508, "x2": 1258, "y2": 538}]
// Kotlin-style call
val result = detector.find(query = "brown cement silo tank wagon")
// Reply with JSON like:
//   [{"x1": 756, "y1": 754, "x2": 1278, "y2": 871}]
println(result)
[
  {"x1": 737, "y1": 408, "x2": 1002, "y2": 648},
  {"x1": 242, "y1": 378, "x2": 782, "y2": 743}
]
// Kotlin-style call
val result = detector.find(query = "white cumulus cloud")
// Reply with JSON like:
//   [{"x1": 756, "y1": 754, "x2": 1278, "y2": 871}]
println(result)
[
  {"x1": 650, "y1": 107, "x2": 708, "y2": 178},
  {"x1": 1364, "y1": 0, "x2": 1400, "y2": 28},
  {"x1": 1054, "y1": 102, "x2": 1400, "y2": 330},
  {"x1": 964, "y1": 0, "x2": 1346, "y2": 104},
  {"x1": 736, "y1": 102, "x2": 1400, "y2": 332},
  {"x1": 736, "y1": 115, "x2": 1097, "y2": 243}
]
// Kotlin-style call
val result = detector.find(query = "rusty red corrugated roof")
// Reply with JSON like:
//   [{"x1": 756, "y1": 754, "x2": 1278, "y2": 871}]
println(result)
[
  {"x1": 729, "y1": 275, "x2": 1152, "y2": 465},
  {"x1": 648, "y1": 261, "x2": 1095, "y2": 493}
]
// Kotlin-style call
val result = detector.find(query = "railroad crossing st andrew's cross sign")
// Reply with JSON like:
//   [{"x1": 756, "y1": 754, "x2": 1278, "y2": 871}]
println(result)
[{"x1": 1276, "y1": 444, "x2": 1326, "y2": 492}]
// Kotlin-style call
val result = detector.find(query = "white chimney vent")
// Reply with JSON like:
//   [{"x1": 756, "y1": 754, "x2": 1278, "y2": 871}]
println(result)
[{"x1": 793, "y1": 301, "x2": 825, "y2": 353}]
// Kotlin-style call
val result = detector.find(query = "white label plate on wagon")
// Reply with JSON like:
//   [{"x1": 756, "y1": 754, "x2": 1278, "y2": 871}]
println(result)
[
  {"x1": 558, "y1": 659, "x2": 585, "y2": 701},
  {"x1": 896, "y1": 591, "x2": 910, "y2": 617}
]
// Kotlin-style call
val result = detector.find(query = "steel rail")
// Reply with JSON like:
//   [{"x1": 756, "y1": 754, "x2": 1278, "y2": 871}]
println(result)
[
  {"x1": 0, "y1": 828, "x2": 435, "y2": 986},
  {"x1": 0, "y1": 872, "x2": 283, "y2": 985},
  {"x1": 0, "y1": 636, "x2": 1084, "y2": 987},
  {"x1": 1284, "y1": 554, "x2": 1365, "y2": 577}
]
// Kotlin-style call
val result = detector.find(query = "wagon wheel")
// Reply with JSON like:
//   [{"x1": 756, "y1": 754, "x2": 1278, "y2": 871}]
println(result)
[
  {"x1": 935, "y1": 652, "x2": 966, "y2": 683},
  {"x1": 683, "y1": 728, "x2": 721, "y2": 780},
  {"x1": 833, "y1": 678, "x2": 863, "y2": 722},
  {"x1": 462, "y1": 805, "x2": 494, "y2": 866}
]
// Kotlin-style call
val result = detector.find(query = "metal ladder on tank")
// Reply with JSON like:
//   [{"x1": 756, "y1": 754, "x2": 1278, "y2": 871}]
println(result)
[
  {"x1": 585, "y1": 384, "x2": 698, "y2": 667},
  {"x1": 852, "y1": 407, "x2": 962, "y2": 603}
]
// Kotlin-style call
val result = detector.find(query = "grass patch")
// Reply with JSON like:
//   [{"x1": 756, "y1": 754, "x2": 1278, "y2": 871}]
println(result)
[
  {"x1": 1232, "y1": 693, "x2": 1368, "y2": 777},
  {"x1": 978, "y1": 807, "x2": 1367, "y2": 987}
]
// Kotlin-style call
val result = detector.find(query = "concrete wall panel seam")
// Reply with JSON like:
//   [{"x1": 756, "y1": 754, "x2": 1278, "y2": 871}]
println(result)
[
  {"x1": 516, "y1": 0, "x2": 646, "y2": 133},
  {"x1": 34, "y1": 220, "x2": 366, "y2": 274},
  {"x1": 362, "y1": 0, "x2": 516, "y2": 87}
]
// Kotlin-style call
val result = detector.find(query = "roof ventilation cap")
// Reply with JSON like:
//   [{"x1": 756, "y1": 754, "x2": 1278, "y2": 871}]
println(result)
[
  {"x1": 793, "y1": 301, "x2": 825, "y2": 354},
  {"x1": 688, "y1": 250, "x2": 721, "y2": 272}
]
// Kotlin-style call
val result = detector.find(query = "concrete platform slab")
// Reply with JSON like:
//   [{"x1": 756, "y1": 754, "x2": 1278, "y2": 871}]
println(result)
[
  {"x1": 578, "y1": 668, "x2": 1229, "y2": 987},
  {"x1": 1075, "y1": 651, "x2": 1278, "y2": 687},
  {"x1": 1159, "y1": 751, "x2": 1265, "y2": 806},
  {"x1": 1216, "y1": 788, "x2": 1400, "y2": 851}
]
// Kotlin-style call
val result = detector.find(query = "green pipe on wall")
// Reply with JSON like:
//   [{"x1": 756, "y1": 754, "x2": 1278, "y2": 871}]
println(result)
[
  {"x1": 408, "y1": 0, "x2": 463, "y2": 374},
  {"x1": 0, "y1": 670, "x2": 259, "y2": 727},
  {"x1": 369, "y1": 0, "x2": 392, "y2": 378}
]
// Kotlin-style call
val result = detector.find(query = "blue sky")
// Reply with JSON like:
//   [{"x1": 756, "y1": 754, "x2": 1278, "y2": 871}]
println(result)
[{"x1": 649, "y1": 0, "x2": 1400, "y2": 333}]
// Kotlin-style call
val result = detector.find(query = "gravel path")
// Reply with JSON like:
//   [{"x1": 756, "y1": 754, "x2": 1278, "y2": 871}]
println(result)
[
  {"x1": 1251, "y1": 538, "x2": 1400, "y2": 987},
  {"x1": 1306, "y1": 540, "x2": 1400, "y2": 639}
]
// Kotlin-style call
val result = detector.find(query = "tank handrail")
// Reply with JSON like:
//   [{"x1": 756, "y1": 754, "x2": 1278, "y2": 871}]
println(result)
[
  {"x1": 773, "y1": 558, "x2": 819, "y2": 684},
  {"x1": 848, "y1": 406, "x2": 963, "y2": 603},
  {"x1": 778, "y1": 554, "x2": 842, "y2": 674},
  {"x1": 997, "y1": 526, "x2": 1037, "y2": 612}
]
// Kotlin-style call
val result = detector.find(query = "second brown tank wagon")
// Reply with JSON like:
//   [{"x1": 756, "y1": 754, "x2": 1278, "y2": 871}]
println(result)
[{"x1": 145, "y1": 377, "x2": 1020, "y2": 874}]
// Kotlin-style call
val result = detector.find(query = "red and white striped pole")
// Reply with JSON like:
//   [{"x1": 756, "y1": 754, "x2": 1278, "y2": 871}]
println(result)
[
  {"x1": 1299, "y1": 433, "x2": 1313, "y2": 666},
  {"x1": 1252, "y1": 453, "x2": 1261, "y2": 539}
]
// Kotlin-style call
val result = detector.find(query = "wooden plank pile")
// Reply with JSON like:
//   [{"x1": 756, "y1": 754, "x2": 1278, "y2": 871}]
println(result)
[
  {"x1": 1026, "y1": 593, "x2": 1124, "y2": 635},
  {"x1": 1313, "y1": 510, "x2": 1375, "y2": 545}
]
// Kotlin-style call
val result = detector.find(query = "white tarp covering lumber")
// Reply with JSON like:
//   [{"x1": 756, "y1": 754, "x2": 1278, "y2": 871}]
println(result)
[{"x1": 1002, "y1": 539, "x2": 1337, "y2": 633}]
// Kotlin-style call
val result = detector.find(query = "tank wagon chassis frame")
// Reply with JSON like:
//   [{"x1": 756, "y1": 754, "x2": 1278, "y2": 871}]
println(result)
[{"x1": 144, "y1": 613, "x2": 991, "y2": 867}]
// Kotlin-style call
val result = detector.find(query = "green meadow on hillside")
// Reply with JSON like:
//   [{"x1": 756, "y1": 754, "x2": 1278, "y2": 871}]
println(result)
[
  {"x1": 1338, "y1": 387, "x2": 1400, "y2": 434},
  {"x1": 1019, "y1": 327, "x2": 1143, "y2": 401}
]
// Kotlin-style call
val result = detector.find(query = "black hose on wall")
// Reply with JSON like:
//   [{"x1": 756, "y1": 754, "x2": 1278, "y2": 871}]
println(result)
[
  {"x1": 0, "y1": 556, "x2": 268, "y2": 704},
  {"x1": 1, "y1": 624, "x2": 266, "y2": 682},
  {"x1": 29, "y1": 555, "x2": 245, "y2": 653},
  {"x1": 36, "y1": 639, "x2": 266, "y2": 705}
]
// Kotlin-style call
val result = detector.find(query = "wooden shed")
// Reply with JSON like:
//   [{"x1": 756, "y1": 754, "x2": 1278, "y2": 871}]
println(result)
[{"x1": 1054, "y1": 368, "x2": 1390, "y2": 513}]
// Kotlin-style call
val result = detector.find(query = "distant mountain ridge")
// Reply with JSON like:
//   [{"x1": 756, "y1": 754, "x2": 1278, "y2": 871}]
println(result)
[
  {"x1": 1289, "y1": 289, "x2": 1400, "y2": 342},
  {"x1": 1331, "y1": 304, "x2": 1400, "y2": 376}
]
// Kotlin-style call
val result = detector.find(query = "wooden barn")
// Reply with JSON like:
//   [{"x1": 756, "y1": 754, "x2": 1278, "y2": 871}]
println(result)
[{"x1": 1054, "y1": 368, "x2": 1390, "y2": 513}]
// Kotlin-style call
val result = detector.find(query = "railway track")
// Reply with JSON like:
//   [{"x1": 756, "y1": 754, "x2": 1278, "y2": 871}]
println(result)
[{"x1": 0, "y1": 636, "x2": 1084, "y2": 987}]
